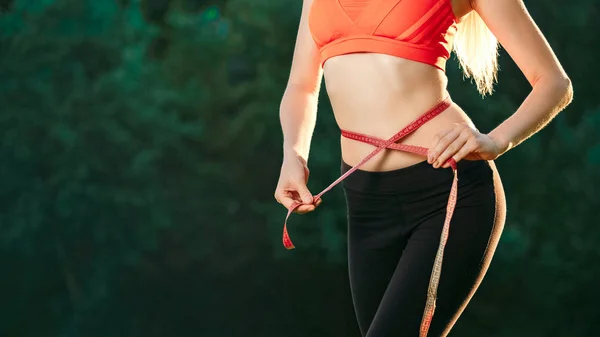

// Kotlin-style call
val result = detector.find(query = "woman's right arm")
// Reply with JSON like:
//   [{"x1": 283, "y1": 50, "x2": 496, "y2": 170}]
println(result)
[
  {"x1": 280, "y1": 0, "x2": 323, "y2": 162},
  {"x1": 275, "y1": 0, "x2": 324, "y2": 213}
]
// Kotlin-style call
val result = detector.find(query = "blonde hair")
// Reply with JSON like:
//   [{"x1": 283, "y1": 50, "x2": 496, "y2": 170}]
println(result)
[{"x1": 453, "y1": 11, "x2": 499, "y2": 96}]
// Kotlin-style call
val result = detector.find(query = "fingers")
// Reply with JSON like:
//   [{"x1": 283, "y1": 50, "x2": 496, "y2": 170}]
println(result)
[
  {"x1": 291, "y1": 180, "x2": 319, "y2": 214},
  {"x1": 274, "y1": 184, "x2": 320, "y2": 214},
  {"x1": 428, "y1": 126, "x2": 461, "y2": 165},
  {"x1": 293, "y1": 181, "x2": 314, "y2": 204},
  {"x1": 447, "y1": 138, "x2": 479, "y2": 167},
  {"x1": 434, "y1": 130, "x2": 469, "y2": 168},
  {"x1": 429, "y1": 124, "x2": 479, "y2": 168},
  {"x1": 295, "y1": 197, "x2": 323, "y2": 214},
  {"x1": 274, "y1": 190, "x2": 297, "y2": 210},
  {"x1": 276, "y1": 196, "x2": 321, "y2": 214}
]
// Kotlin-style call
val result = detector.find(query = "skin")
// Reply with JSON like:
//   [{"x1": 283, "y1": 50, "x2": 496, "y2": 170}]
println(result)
[{"x1": 274, "y1": 0, "x2": 573, "y2": 214}]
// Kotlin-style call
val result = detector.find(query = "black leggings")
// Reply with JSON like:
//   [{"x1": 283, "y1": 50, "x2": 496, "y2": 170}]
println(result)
[{"x1": 342, "y1": 159, "x2": 506, "y2": 337}]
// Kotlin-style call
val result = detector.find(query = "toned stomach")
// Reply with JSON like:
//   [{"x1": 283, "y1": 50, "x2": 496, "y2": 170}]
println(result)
[{"x1": 323, "y1": 53, "x2": 475, "y2": 172}]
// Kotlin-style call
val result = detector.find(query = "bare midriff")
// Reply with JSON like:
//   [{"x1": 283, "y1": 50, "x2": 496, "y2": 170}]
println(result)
[{"x1": 323, "y1": 52, "x2": 475, "y2": 172}]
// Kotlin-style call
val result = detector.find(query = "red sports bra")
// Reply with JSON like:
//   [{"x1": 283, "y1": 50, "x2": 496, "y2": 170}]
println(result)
[{"x1": 309, "y1": 0, "x2": 458, "y2": 70}]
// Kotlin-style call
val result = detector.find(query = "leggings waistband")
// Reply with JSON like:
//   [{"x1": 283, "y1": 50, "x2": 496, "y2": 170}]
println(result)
[{"x1": 340, "y1": 159, "x2": 491, "y2": 194}]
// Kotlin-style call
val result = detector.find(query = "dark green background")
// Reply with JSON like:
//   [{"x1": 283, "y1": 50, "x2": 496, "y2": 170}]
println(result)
[{"x1": 0, "y1": 0, "x2": 597, "y2": 336}]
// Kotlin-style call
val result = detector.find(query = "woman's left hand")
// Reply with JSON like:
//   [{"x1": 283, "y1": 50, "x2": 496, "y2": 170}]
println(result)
[{"x1": 427, "y1": 123, "x2": 504, "y2": 168}]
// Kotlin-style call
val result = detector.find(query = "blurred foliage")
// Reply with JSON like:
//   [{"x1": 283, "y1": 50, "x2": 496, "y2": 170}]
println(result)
[{"x1": 0, "y1": 0, "x2": 598, "y2": 336}]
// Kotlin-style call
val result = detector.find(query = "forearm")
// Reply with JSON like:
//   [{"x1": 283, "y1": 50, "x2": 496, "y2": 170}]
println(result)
[
  {"x1": 280, "y1": 85, "x2": 319, "y2": 162},
  {"x1": 488, "y1": 75, "x2": 573, "y2": 156}
]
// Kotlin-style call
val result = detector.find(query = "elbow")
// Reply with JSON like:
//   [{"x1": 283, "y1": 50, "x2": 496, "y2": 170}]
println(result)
[
  {"x1": 561, "y1": 76, "x2": 574, "y2": 107},
  {"x1": 533, "y1": 71, "x2": 573, "y2": 107},
  {"x1": 543, "y1": 74, "x2": 573, "y2": 109},
  {"x1": 550, "y1": 75, "x2": 574, "y2": 110}
]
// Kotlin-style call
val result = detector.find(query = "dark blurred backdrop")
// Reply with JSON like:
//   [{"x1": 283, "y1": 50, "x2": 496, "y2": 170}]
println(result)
[{"x1": 0, "y1": 0, "x2": 598, "y2": 336}]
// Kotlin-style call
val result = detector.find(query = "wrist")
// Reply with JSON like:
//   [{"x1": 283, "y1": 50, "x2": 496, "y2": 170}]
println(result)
[
  {"x1": 487, "y1": 131, "x2": 513, "y2": 158},
  {"x1": 283, "y1": 145, "x2": 308, "y2": 163}
]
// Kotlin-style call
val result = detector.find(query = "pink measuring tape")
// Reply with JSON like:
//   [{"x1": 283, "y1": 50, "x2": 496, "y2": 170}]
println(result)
[{"x1": 281, "y1": 97, "x2": 458, "y2": 337}]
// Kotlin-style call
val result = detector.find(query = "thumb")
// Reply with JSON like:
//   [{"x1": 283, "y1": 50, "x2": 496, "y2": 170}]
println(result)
[{"x1": 294, "y1": 181, "x2": 314, "y2": 204}]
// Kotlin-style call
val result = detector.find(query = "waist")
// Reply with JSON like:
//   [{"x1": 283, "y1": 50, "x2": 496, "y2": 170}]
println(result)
[
  {"x1": 339, "y1": 105, "x2": 473, "y2": 171},
  {"x1": 323, "y1": 55, "x2": 474, "y2": 171}
]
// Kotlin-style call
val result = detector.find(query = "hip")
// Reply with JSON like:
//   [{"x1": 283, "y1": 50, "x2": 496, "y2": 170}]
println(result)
[{"x1": 341, "y1": 158, "x2": 506, "y2": 228}]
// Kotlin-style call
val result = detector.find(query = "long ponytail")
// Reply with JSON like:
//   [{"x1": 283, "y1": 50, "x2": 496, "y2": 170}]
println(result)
[{"x1": 453, "y1": 11, "x2": 499, "y2": 96}]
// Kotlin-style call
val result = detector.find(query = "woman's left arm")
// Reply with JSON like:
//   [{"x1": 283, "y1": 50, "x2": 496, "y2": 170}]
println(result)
[{"x1": 429, "y1": 0, "x2": 574, "y2": 168}]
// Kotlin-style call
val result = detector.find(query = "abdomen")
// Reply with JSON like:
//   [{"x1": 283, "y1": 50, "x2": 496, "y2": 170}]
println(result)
[{"x1": 323, "y1": 53, "x2": 475, "y2": 171}]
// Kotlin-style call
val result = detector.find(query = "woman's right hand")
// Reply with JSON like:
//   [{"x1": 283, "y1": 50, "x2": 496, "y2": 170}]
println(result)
[{"x1": 274, "y1": 155, "x2": 322, "y2": 214}]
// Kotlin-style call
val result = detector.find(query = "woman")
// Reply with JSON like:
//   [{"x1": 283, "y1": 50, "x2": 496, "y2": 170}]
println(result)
[{"x1": 273, "y1": 0, "x2": 573, "y2": 336}]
